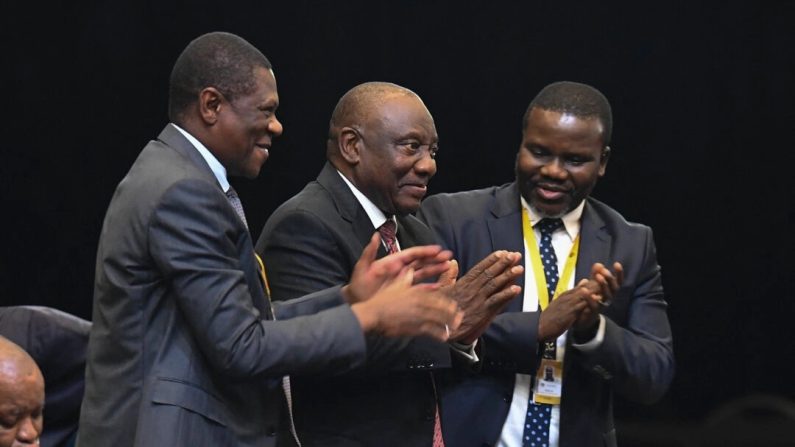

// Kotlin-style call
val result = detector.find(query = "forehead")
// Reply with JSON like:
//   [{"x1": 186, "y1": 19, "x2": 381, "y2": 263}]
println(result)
[
  {"x1": 0, "y1": 369, "x2": 44, "y2": 407},
  {"x1": 367, "y1": 94, "x2": 437, "y2": 138},
  {"x1": 524, "y1": 108, "x2": 604, "y2": 147}
]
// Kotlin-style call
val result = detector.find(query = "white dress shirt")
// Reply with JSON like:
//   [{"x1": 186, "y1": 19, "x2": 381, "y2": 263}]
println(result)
[
  {"x1": 498, "y1": 198, "x2": 605, "y2": 447},
  {"x1": 172, "y1": 124, "x2": 231, "y2": 192},
  {"x1": 336, "y1": 170, "x2": 479, "y2": 361}
]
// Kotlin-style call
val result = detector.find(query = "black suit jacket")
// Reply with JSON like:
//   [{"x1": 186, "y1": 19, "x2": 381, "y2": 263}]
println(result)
[
  {"x1": 0, "y1": 306, "x2": 91, "y2": 447},
  {"x1": 256, "y1": 162, "x2": 451, "y2": 447},
  {"x1": 419, "y1": 182, "x2": 675, "y2": 447},
  {"x1": 78, "y1": 125, "x2": 368, "y2": 447}
]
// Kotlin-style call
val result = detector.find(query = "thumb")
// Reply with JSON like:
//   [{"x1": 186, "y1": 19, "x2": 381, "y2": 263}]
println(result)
[
  {"x1": 438, "y1": 259, "x2": 459, "y2": 286},
  {"x1": 356, "y1": 232, "x2": 381, "y2": 272}
]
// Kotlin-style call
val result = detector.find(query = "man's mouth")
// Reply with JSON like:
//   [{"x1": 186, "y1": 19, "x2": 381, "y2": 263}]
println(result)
[
  {"x1": 401, "y1": 183, "x2": 428, "y2": 197},
  {"x1": 255, "y1": 143, "x2": 271, "y2": 156},
  {"x1": 534, "y1": 183, "x2": 569, "y2": 201}
]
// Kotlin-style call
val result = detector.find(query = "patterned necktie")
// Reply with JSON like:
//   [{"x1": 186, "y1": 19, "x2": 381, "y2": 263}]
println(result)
[
  {"x1": 523, "y1": 218, "x2": 563, "y2": 447},
  {"x1": 378, "y1": 219, "x2": 445, "y2": 447},
  {"x1": 378, "y1": 219, "x2": 399, "y2": 254},
  {"x1": 225, "y1": 186, "x2": 248, "y2": 228}
]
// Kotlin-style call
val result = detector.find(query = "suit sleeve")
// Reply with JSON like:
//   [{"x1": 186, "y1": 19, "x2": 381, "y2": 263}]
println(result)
[
  {"x1": 571, "y1": 228, "x2": 675, "y2": 404},
  {"x1": 258, "y1": 207, "x2": 451, "y2": 373},
  {"x1": 148, "y1": 179, "x2": 367, "y2": 379}
]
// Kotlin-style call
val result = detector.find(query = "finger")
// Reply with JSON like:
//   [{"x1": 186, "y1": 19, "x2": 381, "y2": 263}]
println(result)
[
  {"x1": 599, "y1": 267, "x2": 620, "y2": 296},
  {"x1": 461, "y1": 250, "x2": 520, "y2": 292},
  {"x1": 388, "y1": 244, "x2": 445, "y2": 266},
  {"x1": 484, "y1": 283, "x2": 523, "y2": 310},
  {"x1": 459, "y1": 250, "x2": 506, "y2": 285},
  {"x1": 358, "y1": 232, "x2": 382, "y2": 270},
  {"x1": 418, "y1": 321, "x2": 451, "y2": 342},
  {"x1": 614, "y1": 262, "x2": 625, "y2": 288},
  {"x1": 480, "y1": 255, "x2": 524, "y2": 292},
  {"x1": 586, "y1": 293, "x2": 603, "y2": 311},
  {"x1": 437, "y1": 259, "x2": 459, "y2": 286},
  {"x1": 417, "y1": 295, "x2": 462, "y2": 337}
]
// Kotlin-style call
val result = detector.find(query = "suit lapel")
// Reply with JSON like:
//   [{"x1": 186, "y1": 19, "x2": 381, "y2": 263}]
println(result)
[
  {"x1": 575, "y1": 199, "x2": 611, "y2": 283},
  {"x1": 316, "y1": 163, "x2": 383, "y2": 257},
  {"x1": 487, "y1": 182, "x2": 526, "y2": 313},
  {"x1": 157, "y1": 124, "x2": 220, "y2": 187},
  {"x1": 157, "y1": 124, "x2": 274, "y2": 317}
]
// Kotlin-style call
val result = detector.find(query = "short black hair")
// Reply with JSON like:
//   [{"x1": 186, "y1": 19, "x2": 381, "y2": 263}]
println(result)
[
  {"x1": 168, "y1": 32, "x2": 272, "y2": 123},
  {"x1": 523, "y1": 81, "x2": 612, "y2": 146}
]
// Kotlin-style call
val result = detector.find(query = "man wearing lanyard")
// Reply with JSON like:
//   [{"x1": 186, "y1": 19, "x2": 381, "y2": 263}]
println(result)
[{"x1": 419, "y1": 81, "x2": 675, "y2": 447}]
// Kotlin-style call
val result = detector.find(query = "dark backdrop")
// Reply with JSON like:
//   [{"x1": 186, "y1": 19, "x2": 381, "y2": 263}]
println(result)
[{"x1": 3, "y1": 0, "x2": 794, "y2": 440}]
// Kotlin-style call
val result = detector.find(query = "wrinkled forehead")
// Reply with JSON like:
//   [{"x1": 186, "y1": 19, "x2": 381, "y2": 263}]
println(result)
[{"x1": 365, "y1": 94, "x2": 436, "y2": 135}]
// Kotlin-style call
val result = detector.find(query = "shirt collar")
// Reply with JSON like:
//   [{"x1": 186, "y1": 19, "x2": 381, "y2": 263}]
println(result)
[
  {"x1": 336, "y1": 170, "x2": 396, "y2": 231},
  {"x1": 520, "y1": 197, "x2": 585, "y2": 240},
  {"x1": 172, "y1": 123, "x2": 231, "y2": 192}
]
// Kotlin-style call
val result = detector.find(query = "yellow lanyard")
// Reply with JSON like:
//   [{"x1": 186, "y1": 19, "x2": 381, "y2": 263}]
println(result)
[
  {"x1": 254, "y1": 253, "x2": 272, "y2": 299},
  {"x1": 521, "y1": 208, "x2": 580, "y2": 310}
]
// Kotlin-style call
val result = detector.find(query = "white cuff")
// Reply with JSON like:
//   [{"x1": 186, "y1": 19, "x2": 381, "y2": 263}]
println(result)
[{"x1": 450, "y1": 338, "x2": 479, "y2": 363}]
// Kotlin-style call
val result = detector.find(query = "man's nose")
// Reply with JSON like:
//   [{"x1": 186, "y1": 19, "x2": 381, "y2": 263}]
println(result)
[
  {"x1": 268, "y1": 117, "x2": 283, "y2": 137},
  {"x1": 414, "y1": 152, "x2": 437, "y2": 177},
  {"x1": 541, "y1": 157, "x2": 567, "y2": 179},
  {"x1": 15, "y1": 416, "x2": 41, "y2": 444}
]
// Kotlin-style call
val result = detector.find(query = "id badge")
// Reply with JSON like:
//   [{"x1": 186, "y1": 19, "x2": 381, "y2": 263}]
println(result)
[{"x1": 532, "y1": 358, "x2": 563, "y2": 405}]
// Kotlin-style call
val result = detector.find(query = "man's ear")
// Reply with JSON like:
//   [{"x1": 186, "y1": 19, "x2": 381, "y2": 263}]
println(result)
[
  {"x1": 338, "y1": 127, "x2": 362, "y2": 165},
  {"x1": 599, "y1": 145, "x2": 611, "y2": 176},
  {"x1": 198, "y1": 87, "x2": 224, "y2": 125}
]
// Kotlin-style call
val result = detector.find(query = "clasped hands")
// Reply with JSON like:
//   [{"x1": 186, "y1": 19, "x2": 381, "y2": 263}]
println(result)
[
  {"x1": 342, "y1": 234, "x2": 525, "y2": 344},
  {"x1": 537, "y1": 262, "x2": 624, "y2": 343}
]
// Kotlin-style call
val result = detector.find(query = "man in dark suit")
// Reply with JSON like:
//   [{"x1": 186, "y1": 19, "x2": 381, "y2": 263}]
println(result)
[
  {"x1": 419, "y1": 81, "x2": 675, "y2": 447},
  {"x1": 77, "y1": 33, "x2": 462, "y2": 447},
  {"x1": 256, "y1": 82, "x2": 524, "y2": 446},
  {"x1": 0, "y1": 336, "x2": 45, "y2": 447},
  {"x1": 0, "y1": 306, "x2": 91, "y2": 447}
]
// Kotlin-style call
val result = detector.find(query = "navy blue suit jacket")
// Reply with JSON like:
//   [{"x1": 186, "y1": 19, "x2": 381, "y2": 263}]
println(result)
[{"x1": 419, "y1": 182, "x2": 674, "y2": 447}]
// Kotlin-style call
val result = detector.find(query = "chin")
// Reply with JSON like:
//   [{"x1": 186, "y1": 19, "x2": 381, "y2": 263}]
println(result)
[{"x1": 530, "y1": 203, "x2": 569, "y2": 219}]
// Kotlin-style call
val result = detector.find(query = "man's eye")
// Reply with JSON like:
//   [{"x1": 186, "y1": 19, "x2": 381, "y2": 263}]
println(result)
[{"x1": 529, "y1": 147, "x2": 546, "y2": 157}]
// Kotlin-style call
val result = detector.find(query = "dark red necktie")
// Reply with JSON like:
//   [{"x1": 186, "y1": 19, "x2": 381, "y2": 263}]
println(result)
[{"x1": 378, "y1": 219, "x2": 445, "y2": 446}]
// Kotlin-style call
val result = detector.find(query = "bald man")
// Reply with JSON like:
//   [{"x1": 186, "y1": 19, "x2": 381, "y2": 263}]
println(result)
[
  {"x1": 0, "y1": 336, "x2": 45, "y2": 447},
  {"x1": 256, "y1": 82, "x2": 523, "y2": 446}
]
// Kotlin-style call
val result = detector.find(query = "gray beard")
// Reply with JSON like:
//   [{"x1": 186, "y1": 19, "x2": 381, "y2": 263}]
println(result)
[{"x1": 529, "y1": 203, "x2": 568, "y2": 219}]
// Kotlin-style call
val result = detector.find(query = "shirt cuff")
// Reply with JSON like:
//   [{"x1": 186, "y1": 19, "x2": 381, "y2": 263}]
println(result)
[
  {"x1": 572, "y1": 315, "x2": 605, "y2": 352},
  {"x1": 450, "y1": 339, "x2": 479, "y2": 363}
]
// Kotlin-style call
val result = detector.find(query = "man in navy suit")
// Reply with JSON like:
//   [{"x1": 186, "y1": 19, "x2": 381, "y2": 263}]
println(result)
[
  {"x1": 419, "y1": 81, "x2": 674, "y2": 447},
  {"x1": 77, "y1": 32, "x2": 461, "y2": 447}
]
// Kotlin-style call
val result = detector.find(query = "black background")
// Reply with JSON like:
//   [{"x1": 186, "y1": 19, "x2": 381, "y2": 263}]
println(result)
[{"x1": 3, "y1": 0, "x2": 794, "y2": 439}]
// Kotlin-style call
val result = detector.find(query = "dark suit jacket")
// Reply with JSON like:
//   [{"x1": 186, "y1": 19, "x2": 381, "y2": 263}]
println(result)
[
  {"x1": 0, "y1": 306, "x2": 91, "y2": 447},
  {"x1": 77, "y1": 125, "x2": 368, "y2": 447},
  {"x1": 418, "y1": 182, "x2": 675, "y2": 447},
  {"x1": 255, "y1": 162, "x2": 451, "y2": 447}
]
